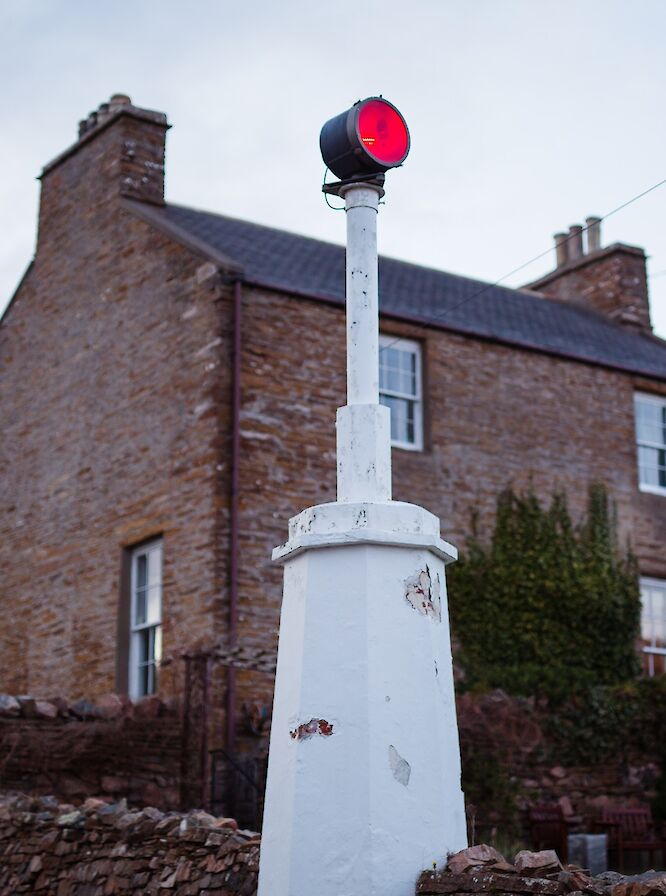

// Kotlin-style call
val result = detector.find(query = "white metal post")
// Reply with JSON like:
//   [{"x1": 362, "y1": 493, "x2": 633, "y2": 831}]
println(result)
[
  {"x1": 335, "y1": 183, "x2": 392, "y2": 505},
  {"x1": 342, "y1": 184, "x2": 381, "y2": 406}
]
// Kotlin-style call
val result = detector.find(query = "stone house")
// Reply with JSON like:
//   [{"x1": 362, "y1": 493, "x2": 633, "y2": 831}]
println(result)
[{"x1": 2, "y1": 94, "x2": 666, "y2": 769}]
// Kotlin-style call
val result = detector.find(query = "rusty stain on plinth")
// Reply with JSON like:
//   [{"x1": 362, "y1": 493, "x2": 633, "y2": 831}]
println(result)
[
  {"x1": 290, "y1": 718, "x2": 334, "y2": 740},
  {"x1": 404, "y1": 565, "x2": 441, "y2": 621}
]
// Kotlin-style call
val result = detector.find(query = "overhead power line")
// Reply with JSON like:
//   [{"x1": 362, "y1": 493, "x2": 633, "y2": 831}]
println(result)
[{"x1": 378, "y1": 173, "x2": 666, "y2": 356}]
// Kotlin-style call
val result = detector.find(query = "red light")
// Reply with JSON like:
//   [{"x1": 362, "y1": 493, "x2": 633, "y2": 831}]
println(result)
[
  {"x1": 357, "y1": 99, "x2": 409, "y2": 167},
  {"x1": 320, "y1": 96, "x2": 410, "y2": 180}
]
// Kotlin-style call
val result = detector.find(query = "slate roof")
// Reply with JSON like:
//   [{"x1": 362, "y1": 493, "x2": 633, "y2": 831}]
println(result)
[{"x1": 145, "y1": 202, "x2": 666, "y2": 381}]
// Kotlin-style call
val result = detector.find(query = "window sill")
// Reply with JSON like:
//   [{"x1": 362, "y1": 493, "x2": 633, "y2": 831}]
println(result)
[
  {"x1": 639, "y1": 484, "x2": 666, "y2": 497},
  {"x1": 391, "y1": 441, "x2": 423, "y2": 453}
]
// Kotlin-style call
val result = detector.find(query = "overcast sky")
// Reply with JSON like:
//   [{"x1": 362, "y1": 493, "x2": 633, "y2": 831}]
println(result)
[{"x1": 1, "y1": 0, "x2": 665, "y2": 336}]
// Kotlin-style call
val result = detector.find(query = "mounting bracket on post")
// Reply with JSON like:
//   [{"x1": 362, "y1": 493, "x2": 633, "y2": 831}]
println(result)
[{"x1": 322, "y1": 171, "x2": 385, "y2": 198}]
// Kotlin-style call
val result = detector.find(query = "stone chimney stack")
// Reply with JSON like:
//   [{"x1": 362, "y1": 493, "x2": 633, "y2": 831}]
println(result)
[
  {"x1": 567, "y1": 224, "x2": 584, "y2": 261},
  {"x1": 586, "y1": 215, "x2": 602, "y2": 253},
  {"x1": 554, "y1": 232, "x2": 568, "y2": 268},
  {"x1": 37, "y1": 95, "x2": 169, "y2": 250},
  {"x1": 528, "y1": 215, "x2": 652, "y2": 332}
]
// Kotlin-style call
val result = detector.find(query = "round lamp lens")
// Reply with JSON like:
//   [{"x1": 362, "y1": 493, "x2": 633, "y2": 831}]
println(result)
[{"x1": 357, "y1": 99, "x2": 409, "y2": 167}]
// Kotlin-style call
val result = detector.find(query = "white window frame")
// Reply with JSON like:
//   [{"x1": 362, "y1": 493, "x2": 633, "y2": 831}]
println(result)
[
  {"x1": 129, "y1": 539, "x2": 163, "y2": 700},
  {"x1": 640, "y1": 576, "x2": 666, "y2": 677},
  {"x1": 635, "y1": 392, "x2": 666, "y2": 496},
  {"x1": 379, "y1": 335, "x2": 424, "y2": 451}
]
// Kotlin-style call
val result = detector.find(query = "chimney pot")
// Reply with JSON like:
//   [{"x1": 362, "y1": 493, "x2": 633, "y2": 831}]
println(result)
[
  {"x1": 568, "y1": 224, "x2": 584, "y2": 261},
  {"x1": 554, "y1": 232, "x2": 568, "y2": 268},
  {"x1": 109, "y1": 93, "x2": 131, "y2": 107},
  {"x1": 78, "y1": 120, "x2": 88, "y2": 138},
  {"x1": 586, "y1": 216, "x2": 602, "y2": 254}
]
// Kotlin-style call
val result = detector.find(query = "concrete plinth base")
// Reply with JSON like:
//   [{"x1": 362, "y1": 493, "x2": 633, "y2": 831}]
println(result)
[{"x1": 258, "y1": 501, "x2": 467, "y2": 896}]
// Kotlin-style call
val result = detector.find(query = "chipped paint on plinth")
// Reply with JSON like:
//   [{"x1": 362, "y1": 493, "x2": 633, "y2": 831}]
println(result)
[
  {"x1": 290, "y1": 718, "x2": 334, "y2": 740},
  {"x1": 388, "y1": 745, "x2": 411, "y2": 786},
  {"x1": 404, "y1": 565, "x2": 441, "y2": 621}
]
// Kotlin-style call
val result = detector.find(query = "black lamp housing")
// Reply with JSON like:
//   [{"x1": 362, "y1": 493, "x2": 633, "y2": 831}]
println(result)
[{"x1": 320, "y1": 97, "x2": 410, "y2": 182}]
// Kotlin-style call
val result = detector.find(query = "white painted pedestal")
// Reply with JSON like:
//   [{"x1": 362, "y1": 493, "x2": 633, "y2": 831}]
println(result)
[
  {"x1": 257, "y1": 178, "x2": 467, "y2": 895},
  {"x1": 258, "y1": 500, "x2": 467, "y2": 896}
]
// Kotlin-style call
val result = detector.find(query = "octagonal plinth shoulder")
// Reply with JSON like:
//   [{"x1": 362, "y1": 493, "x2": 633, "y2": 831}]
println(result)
[{"x1": 272, "y1": 500, "x2": 457, "y2": 564}]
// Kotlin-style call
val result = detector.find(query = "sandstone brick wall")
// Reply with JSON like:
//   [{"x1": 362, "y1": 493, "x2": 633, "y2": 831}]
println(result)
[
  {"x1": 0, "y1": 102, "x2": 234, "y2": 700},
  {"x1": 0, "y1": 793, "x2": 258, "y2": 896},
  {"x1": 229, "y1": 284, "x2": 666, "y2": 730}
]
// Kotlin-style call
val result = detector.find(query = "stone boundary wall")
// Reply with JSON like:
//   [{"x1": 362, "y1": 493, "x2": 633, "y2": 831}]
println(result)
[
  {"x1": 1, "y1": 688, "x2": 661, "y2": 841},
  {"x1": 3, "y1": 800, "x2": 662, "y2": 896},
  {"x1": 0, "y1": 793, "x2": 259, "y2": 895},
  {"x1": 0, "y1": 694, "x2": 186, "y2": 811},
  {"x1": 457, "y1": 690, "x2": 661, "y2": 833}
]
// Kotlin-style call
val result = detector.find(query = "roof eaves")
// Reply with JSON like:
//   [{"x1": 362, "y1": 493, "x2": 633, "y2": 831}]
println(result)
[
  {"x1": 137, "y1": 201, "x2": 666, "y2": 384},
  {"x1": 121, "y1": 199, "x2": 244, "y2": 276},
  {"x1": 243, "y1": 274, "x2": 666, "y2": 384}
]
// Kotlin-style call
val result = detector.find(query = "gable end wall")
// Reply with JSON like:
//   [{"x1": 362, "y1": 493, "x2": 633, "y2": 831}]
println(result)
[{"x1": 0, "y1": 208, "x2": 232, "y2": 700}]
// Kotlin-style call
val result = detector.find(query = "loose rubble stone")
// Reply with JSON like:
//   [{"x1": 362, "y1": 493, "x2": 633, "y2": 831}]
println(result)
[
  {"x1": 48, "y1": 696, "x2": 69, "y2": 715},
  {"x1": 28, "y1": 855, "x2": 43, "y2": 873},
  {"x1": 34, "y1": 699, "x2": 59, "y2": 719},
  {"x1": 418, "y1": 845, "x2": 666, "y2": 896},
  {"x1": 56, "y1": 810, "x2": 85, "y2": 827},
  {"x1": 211, "y1": 816, "x2": 239, "y2": 831},
  {"x1": 448, "y1": 845, "x2": 515, "y2": 874},
  {"x1": 515, "y1": 850, "x2": 562, "y2": 877},
  {"x1": 69, "y1": 698, "x2": 98, "y2": 719},
  {"x1": 140, "y1": 805, "x2": 163, "y2": 822},
  {"x1": 611, "y1": 872, "x2": 666, "y2": 896},
  {"x1": 81, "y1": 797, "x2": 109, "y2": 813},
  {"x1": 559, "y1": 870, "x2": 608, "y2": 895},
  {"x1": 597, "y1": 873, "x2": 626, "y2": 887},
  {"x1": 94, "y1": 693, "x2": 126, "y2": 719},
  {"x1": 0, "y1": 693, "x2": 22, "y2": 716}
]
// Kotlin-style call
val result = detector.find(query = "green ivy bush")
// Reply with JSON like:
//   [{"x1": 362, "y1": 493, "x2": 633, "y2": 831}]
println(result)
[{"x1": 448, "y1": 484, "x2": 641, "y2": 702}]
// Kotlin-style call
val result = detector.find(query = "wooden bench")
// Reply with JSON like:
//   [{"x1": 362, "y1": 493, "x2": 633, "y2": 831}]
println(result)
[
  {"x1": 594, "y1": 805, "x2": 665, "y2": 871},
  {"x1": 528, "y1": 803, "x2": 570, "y2": 863}
]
